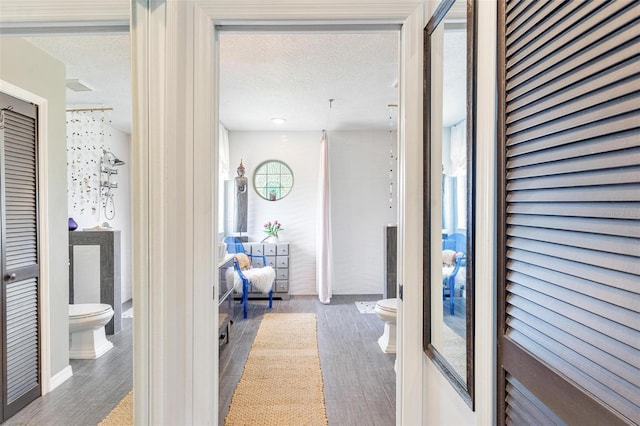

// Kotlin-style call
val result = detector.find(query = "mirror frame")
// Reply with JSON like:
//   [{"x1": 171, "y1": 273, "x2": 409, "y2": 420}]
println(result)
[{"x1": 422, "y1": 0, "x2": 476, "y2": 409}]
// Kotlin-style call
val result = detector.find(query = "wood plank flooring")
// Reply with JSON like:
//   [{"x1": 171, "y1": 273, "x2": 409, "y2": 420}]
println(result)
[
  {"x1": 5, "y1": 296, "x2": 396, "y2": 426},
  {"x1": 219, "y1": 295, "x2": 396, "y2": 426},
  {"x1": 5, "y1": 316, "x2": 133, "y2": 426}
]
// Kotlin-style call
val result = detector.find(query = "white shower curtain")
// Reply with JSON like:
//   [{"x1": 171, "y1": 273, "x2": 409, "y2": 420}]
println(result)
[{"x1": 316, "y1": 130, "x2": 333, "y2": 304}]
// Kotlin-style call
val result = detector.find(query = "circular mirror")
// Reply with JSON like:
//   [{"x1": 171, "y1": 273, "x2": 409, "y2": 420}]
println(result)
[{"x1": 253, "y1": 160, "x2": 294, "y2": 201}]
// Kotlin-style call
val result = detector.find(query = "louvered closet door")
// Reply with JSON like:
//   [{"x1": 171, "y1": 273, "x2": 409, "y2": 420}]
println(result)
[
  {"x1": 497, "y1": 1, "x2": 640, "y2": 425},
  {"x1": 0, "y1": 93, "x2": 40, "y2": 421}
]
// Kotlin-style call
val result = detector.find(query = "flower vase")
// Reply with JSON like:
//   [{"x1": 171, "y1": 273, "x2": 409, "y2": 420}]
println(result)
[{"x1": 263, "y1": 235, "x2": 278, "y2": 244}]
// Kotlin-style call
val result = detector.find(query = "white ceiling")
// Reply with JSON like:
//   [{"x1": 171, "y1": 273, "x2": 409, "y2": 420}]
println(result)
[
  {"x1": 219, "y1": 32, "x2": 399, "y2": 131},
  {"x1": 26, "y1": 34, "x2": 132, "y2": 134},
  {"x1": 25, "y1": 32, "x2": 400, "y2": 134},
  {"x1": 25, "y1": 30, "x2": 466, "y2": 135}
]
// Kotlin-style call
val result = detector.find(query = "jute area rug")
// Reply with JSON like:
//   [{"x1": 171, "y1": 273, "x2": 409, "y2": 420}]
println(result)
[
  {"x1": 225, "y1": 313, "x2": 328, "y2": 426},
  {"x1": 99, "y1": 390, "x2": 132, "y2": 425}
]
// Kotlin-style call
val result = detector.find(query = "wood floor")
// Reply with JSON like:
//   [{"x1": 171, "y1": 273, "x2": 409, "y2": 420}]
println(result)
[
  {"x1": 5, "y1": 316, "x2": 133, "y2": 426},
  {"x1": 5, "y1": 295, "x2": 396, "y2": 426},
  {"x1": 220, "y1": 294, "x2": 396, "y2": 426}
]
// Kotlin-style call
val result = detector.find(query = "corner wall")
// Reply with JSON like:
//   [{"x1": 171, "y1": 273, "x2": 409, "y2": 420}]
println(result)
[{"x1": 0, "y1": 38, "x2": 70, "y2": 381}]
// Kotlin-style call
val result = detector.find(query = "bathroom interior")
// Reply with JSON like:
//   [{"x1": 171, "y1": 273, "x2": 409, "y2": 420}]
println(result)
[{"x1": 0, "y1": 24, "x2": 466, "y2": 424}]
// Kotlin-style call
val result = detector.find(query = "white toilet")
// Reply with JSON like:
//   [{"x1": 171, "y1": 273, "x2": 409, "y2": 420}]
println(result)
[
  {"x1": 374, "y1": 298, "x2": 397, "y2": 353},
  {"x1": 68, "y1": 304, "x2": 114, "y2": 359}
]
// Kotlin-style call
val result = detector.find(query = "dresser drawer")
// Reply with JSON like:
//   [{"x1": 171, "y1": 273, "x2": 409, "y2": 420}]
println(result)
[
  {"x1": 265, "y1": 256, "x2": 276, "y2": 268},
  {"x1": 275, "y1": 280, "x2": 288, "y2": 293},
  {"x1": 251, "y1": 257, "x2": 265, "y2": 268},
  {"x1": 250, "y1": 244, "x2": 264, "y2": 255},
  {"x1": 276, "y1": 256, "x2": 289, "y2": 268},
  {"x1": 276, "y1": 243, "x2": 289, "y2": 255},
  {"x1": 276, "y1": 268, "x2": 288, "y2": 280},
  {"x1": 263, "y1": 243, "x2": 277, "y2": 256}
]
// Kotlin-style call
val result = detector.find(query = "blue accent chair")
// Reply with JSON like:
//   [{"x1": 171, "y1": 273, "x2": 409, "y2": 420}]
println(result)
[
  {"x1": 225, "y1": 237, "x2": 273, "y2": 319},
  {"x1": 442, "y1": 233, "x2": 466, "y2": 315}
]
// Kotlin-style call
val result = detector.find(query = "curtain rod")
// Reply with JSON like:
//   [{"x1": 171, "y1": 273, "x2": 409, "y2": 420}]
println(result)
[{"x1": 66, "y1": 107, "x2": 113, "y2": 112}]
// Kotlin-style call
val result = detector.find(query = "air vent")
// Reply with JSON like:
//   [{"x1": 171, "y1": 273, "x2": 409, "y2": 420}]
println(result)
[{"x1": 65, "y1": 79, "x2": 94, "y2": 92}]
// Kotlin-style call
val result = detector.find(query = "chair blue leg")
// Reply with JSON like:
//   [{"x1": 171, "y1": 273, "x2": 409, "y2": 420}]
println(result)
[
  {"x1": 242, "y1": 279, "x2": 249, "y2": 319},
  {"x1": 268, "y1": 289, "x2": 273, "y2": 309},
  {"x1": 449, "y1": 278, "x2": 455, "y2": 315}
]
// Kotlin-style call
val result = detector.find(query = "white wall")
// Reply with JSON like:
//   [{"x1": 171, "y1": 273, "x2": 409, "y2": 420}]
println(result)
[
  {"x1": 0, "y1": 38, "x2": 70, "y2": 379},
  {"x1": 228, "y1": 130, "x2": 396, "y2": 295},
  {"x1": 228, "y1": 131, "x2": 320, "y2": 295},
  {"x1": 67, "y1": 121, "x2": 133, "y2": 303},
  {"x1": 330, "y1": 130, "x2": 397, "y2": 294}
]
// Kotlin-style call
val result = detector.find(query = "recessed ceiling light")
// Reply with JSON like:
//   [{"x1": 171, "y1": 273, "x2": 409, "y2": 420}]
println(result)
[
  {"x1": 65, "y1": 79, "x2": 94, "y2": 92},
  {"x1": 271, "y1": 117, "x2": 286, "y2": 125}
]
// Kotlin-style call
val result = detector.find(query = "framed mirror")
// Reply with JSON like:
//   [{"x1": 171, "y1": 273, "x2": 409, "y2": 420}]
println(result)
[
  {"x1": 423, "y1": 0, "x2": 475, "y2": 409},
  {"x1": 253, "y1": 159, "x2": 294, "y2": 201}
]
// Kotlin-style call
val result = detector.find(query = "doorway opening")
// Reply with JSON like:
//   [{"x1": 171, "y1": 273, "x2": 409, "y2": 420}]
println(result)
[{"x1": 216, "y1": 28, "x2": 400, "y2": 424}]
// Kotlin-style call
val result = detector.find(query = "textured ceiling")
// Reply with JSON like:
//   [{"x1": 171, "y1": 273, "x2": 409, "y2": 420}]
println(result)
[
  {"x1": 219, "y1": 32, "x2": 399, "y2": 131},
  {"x1": 23, "y1": 31, "x2": 465, "y2": 135},
  {"x1": 26, "y1": 34, "x2": 132, "y2": 134}
]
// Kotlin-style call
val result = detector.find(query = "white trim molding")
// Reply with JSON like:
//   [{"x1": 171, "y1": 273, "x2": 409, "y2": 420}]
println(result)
[
  {"x1": 48, "y1": 366, "x2": 73, "y2": 393},
  {"x1": 133, "y1": 1, "x2": 424, "y2": 424}
]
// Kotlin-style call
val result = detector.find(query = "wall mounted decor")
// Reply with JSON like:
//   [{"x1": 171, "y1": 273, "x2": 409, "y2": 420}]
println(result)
[{"x1": 253, "y1": 160, "x2": 294, "y2": 201}]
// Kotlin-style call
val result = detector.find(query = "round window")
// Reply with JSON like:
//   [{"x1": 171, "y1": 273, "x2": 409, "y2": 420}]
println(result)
[{"x1": 253, "y1": 160, "x2": 294, "y2": 201}]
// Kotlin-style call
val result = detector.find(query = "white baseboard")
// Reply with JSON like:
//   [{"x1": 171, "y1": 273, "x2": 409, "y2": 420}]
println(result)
[{"x1": 47, "y1": 365, "x2": 73, "y2": 394}]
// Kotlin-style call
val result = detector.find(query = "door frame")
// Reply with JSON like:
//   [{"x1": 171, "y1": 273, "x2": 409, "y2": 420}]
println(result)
[{"x1": 134, "y1": 1, "x2": 424, "y2": 423}]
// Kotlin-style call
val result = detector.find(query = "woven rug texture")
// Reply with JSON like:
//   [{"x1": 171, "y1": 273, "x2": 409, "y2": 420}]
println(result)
[
  {"x1": 99, "y1": 390, "x2": 132, "y2": 426},
  {"x1": 225, "y1": 312, "x2": 328, "y2": 426}
]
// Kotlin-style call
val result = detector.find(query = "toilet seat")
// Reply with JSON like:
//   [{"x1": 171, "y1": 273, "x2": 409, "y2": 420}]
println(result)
[
  {"x1": 69, "y1": 303, "x2": 112, "y2": 319},
  {"x1": 375, "y1": 298, "x2": 397, "y2": 313}
]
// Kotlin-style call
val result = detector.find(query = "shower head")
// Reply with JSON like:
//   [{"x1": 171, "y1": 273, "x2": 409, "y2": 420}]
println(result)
[{"x1": 102, "y1": 149, "x2": 126, "y2": 167}]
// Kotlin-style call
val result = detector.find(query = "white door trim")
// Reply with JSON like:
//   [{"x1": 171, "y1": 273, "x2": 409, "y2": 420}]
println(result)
[{"x1": 133, "y1": 1, "x2": 424, "y2": 424}]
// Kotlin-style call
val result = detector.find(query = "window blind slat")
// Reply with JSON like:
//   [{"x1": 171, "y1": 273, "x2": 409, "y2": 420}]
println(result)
[
  {"x1": 508, "y1": 167, "x2": 640, "y2": 190},
  {"x1": 507, "y1": 202, "x2": 640, "y2": 220},
  {"x1": 507, "y1": 248, "x2": 637, "y2": 293},
  {"x1": 508, "y1": 58, "x2": 640, "y2": 123},
  {"x1": 506, "y1": 2, "x2": 638, "y2": 82},
  {"x1": 508, "y1": 294, "x2": 639, "y2": 363},
  {"x1": 507, "y1": 237, "x2": 639, "y2": 275},
  {"x1": 507, "y1": 132, "x2": 638, "y2": 167},
  {"x1": 507, "y1": 214, "x2": 640, "y2": 238},
  {"x1": 506, "y1": 94, "x2": 639, "y2": 138},
  {"x1": 507, "y1": 226, "x2": 640, "y2": 257},
  {"x1": 509, "y1": 306, "x2": 639, "y2": 383},
  {"x1": 508, "y1": 184, "x2": 640, "y2": 203},
  {"x1": 507, "y1": 114, "x2": 638, "y2": 153}
]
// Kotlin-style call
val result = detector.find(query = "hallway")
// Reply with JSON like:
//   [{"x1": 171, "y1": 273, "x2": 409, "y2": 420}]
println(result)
[
  {"x1": 2, "y1": 296, "x2": 394, "y2": 425},
  {"x1": 220, "y1": 295, "x2": 396, "y2": 426}
]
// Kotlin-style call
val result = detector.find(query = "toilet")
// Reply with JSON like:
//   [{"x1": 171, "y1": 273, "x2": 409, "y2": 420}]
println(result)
[
  {"x1": 68, "y1": 304, "x2": 115, "y2": 359},
  {"x1": 374, "y1": 298, "x2": 397, "y2": 353}
]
